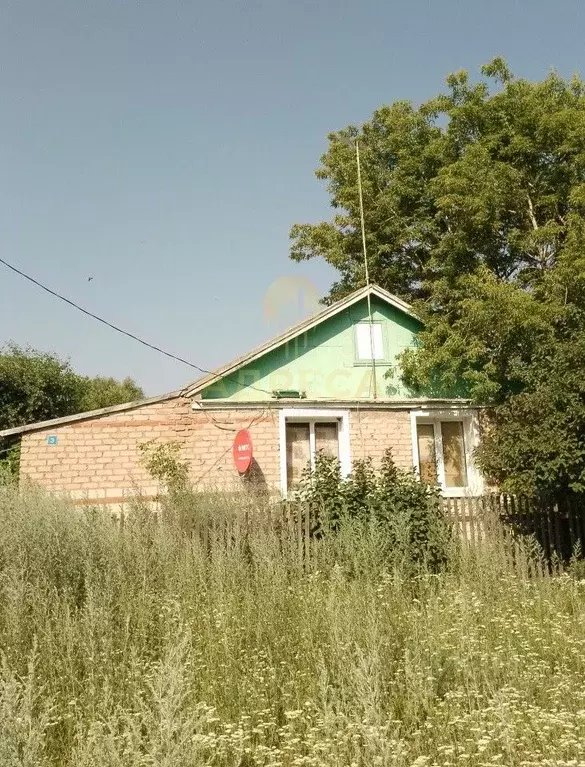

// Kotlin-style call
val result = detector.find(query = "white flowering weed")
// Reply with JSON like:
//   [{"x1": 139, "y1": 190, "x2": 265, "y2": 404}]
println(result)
[{"x1": 0, "y1": 487, "x2": 585, "y2": 765}]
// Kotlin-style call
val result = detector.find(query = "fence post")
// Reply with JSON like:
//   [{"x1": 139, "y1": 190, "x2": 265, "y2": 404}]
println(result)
[
  {"x1": 448, "y1": 498, "x2": 458, "y2": 540},
  {"x1": 296, "y1": 502, "x2": 303, "y2": 570},
  {"x1": 462, "y1": 497, "x2": 471, "y2": 544},
  {"x1": 486, "y1": 493, "x2": 496, "y2": 544},
  {"x1": 476, "y1": 496, "x2": 485, "y2": 544},
  {"x1": 534, "y1": 497, "x2": 549, "y2": 563},
  {"x1": 304, "y1": 502, "x2": 311, "y2": 571},
  {"x1": 553, "y1": 503, "x2": 562, "y2": 564}
]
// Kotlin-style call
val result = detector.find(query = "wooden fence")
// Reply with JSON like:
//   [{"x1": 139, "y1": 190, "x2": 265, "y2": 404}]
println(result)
[
  {"x1": 440, "y1": 494, "x2": 585, "y2": 563},
  {"x1": 117, "y1": 493, "x2": 585, "y2": 567}
]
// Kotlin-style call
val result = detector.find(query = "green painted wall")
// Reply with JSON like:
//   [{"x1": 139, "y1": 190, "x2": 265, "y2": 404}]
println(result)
[{"x1": 201, "y1": 297, "x2": 423, "y2": 401}]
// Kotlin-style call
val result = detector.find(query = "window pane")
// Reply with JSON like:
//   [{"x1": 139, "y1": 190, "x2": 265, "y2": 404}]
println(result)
[
  {"x1": 315, "y1": 422, "x2": 339, "y2": 459},
  {"x1": 286, "y1": 423, "x2": 310, "y2": 490},
  {"x1": 441, "y1": 421, "x2": 468, "y2": 488},
  {"x1": 416, "y1": 423, "x2": 437, "y2": 485},
  {"x1": 356, "y1": 323, "x2": 384, "y2": 360}
]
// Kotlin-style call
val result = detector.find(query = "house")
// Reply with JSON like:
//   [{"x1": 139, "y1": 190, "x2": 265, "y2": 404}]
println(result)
[{"x1": 0, "y1": 284, "x2": 484, "y2": 509}]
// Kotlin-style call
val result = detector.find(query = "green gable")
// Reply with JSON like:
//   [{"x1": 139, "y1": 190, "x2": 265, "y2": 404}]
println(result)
[{"x1": 201, "y1": 296, "x2": 423, "y2": 401}]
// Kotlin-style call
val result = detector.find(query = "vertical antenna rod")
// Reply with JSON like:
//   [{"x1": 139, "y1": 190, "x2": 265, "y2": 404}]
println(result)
[{"x1": 355, "y1": 139, "x2": 377, "y2": 399}]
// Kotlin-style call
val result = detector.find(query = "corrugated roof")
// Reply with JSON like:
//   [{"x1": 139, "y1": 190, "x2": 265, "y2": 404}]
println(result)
[{"x1": 0, "y1": 284, "x2": 419, "y2": 438}]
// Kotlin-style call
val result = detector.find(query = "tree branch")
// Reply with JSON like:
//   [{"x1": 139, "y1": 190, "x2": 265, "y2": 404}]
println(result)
[{"x1": 527, "y1": 195, "x2": 539, "y2": 230}]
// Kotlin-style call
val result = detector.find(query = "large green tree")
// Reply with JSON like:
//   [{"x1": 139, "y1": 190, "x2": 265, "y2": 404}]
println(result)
[
  {"x1": 0, "y1": 344, "x2": 143, "y2": 432},
  {"x1": 290, "y1": 59, "x2": 585, "y2": 496},
  {"x1": 0, "y1": 344, "x2": 143, "y2": 476},
  {"x1": 77, "y1": 375, "x2": 144, "y2": 413}
]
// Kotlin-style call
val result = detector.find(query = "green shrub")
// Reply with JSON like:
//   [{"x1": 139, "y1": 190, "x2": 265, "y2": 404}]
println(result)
[
  {"x1": 0, "y1": 485, "x2": 583, "y2": 766},
  {"x1": 297, "y1": 448, "x2": 452, "y2": 571},
  {"x1": 0, "y1": 440, "x2": 20, "y2": 485}
]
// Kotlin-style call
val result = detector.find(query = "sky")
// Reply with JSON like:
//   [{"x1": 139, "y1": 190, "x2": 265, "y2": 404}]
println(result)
[{"x1": 1, "y1": 0, "x2": 585, "y2": 395}]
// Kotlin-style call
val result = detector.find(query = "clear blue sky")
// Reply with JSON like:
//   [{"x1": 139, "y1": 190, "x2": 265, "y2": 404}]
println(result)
[{"x1": 1, "y1": 0, "x2": 584, "y2": 395}]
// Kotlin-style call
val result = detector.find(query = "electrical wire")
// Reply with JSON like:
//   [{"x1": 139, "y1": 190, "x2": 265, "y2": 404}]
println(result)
[
  {"x1": 0, "y1": 256, "x2": 274, "y2": 397},
  {"x1": 200, "y1": 406, "x2": 268, "y2": 432},
  {"x1": 193, "y1": 409, "x2": 268, "y2": 484}
]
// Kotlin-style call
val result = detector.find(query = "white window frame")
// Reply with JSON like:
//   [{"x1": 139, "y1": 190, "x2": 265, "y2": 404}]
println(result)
[
  {"x1": 279, "y1": 408, "x2": 351, "y2": 496},
  {"x1": 410, "y1": 409, "x2": 483, "y2": 497},
  {"x1": 354, "y1": 322, "x2": 385, "y2": 362}
]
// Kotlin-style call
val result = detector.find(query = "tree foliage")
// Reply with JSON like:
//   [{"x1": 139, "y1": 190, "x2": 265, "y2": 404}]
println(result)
[
  {"x1": 0, "y1": 344, "x2": 144, "y2": 432},
  {"x1": 78, "y1": 375, "x2": 144, "y2": 413},
  {"x1": 0, "y1": 345, "x2": 82, "y2": 432},
  {"x1": 291, "y1": 59, "x2": 585, "y2": 496}
]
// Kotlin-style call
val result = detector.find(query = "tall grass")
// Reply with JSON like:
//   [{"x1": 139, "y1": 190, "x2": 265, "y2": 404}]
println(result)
[{"x1": 1, "y1": 487, "x2": 585, "y2": 766}]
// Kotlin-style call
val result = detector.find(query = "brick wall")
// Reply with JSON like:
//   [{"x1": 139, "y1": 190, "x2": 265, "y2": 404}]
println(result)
[
  {"x1": 349, "y1": 409, "x2": 413, "y2": 470},
  {"x1": 19, "y1": 398, "x2": 280, "y2": 505},
  {"x1": 19, "y1": 399, "x2": 415, "y2": 507}
]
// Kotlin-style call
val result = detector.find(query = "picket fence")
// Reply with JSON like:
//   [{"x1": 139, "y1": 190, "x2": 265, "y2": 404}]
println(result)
[
  {"x1": 439, "y1": 494, "x2": 585, "y2": 563},
  {"x1": 116, "y1": 492, "x2": 585, "y2": 568}
]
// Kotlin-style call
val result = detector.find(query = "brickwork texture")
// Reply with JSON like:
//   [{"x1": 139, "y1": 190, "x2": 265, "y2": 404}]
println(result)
[{"x1": 19, "y1": 398, "x2": 415, "y2": 507}]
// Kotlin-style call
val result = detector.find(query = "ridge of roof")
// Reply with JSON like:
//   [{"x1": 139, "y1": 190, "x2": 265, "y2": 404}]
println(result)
[
  {"x1": 0, "y1": 389, "x2": 182, "y2": 439},
  {"x1": 181, "y1": 283, "x2": 417, "y2": 397},
  {"x1": 0, "y1": 284, "x2": 417, "y2": 439}
]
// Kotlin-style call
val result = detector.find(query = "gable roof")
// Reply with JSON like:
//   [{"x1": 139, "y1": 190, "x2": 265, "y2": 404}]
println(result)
[
  {"x1": 0, "y1": 390, "x2": 182, "y2": 438},
  {"x1": 0, "y1": 284, "x2": 417, "y2": 438},
  {"x1": 181, "y1": 283, "x2": 417, "y2": 397}
]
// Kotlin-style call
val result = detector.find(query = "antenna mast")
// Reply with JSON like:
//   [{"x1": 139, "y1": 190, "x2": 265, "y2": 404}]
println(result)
[{"x1": 355, "y1": 139, "x2": 377, "y2": 399}]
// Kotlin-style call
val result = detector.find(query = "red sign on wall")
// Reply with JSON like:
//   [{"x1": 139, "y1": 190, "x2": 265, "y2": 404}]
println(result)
[{"x1": 233, "y1": 429, "x2": 253, "y2": 474}]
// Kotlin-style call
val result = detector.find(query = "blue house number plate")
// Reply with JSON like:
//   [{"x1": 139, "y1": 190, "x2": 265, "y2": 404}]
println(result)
[{"x1": 46, "y1": 435, "x2": 58, "y2": 445}]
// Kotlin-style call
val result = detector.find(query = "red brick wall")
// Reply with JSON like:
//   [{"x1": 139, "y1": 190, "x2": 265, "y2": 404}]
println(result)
[
  {"x1": 349, "y1": 409, "x2": 413, "y2": 471},
  {"x1": 19, "y1": 399, "x2": 415, "y2": 506},
  {"x1": 19, "y1": 398, "x2": 280, "y2": 504}
]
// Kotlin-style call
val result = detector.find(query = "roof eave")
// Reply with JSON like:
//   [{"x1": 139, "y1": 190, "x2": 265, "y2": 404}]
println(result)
[
  {"x1": 193, "y1": 397, "x2": 474, "y2": 410},
  {"x1": 0, "y1": 390, "x2": 182, "y2": 439},
  {"x1": 182, "y1": 284, "x2": 419, "y2": 398}
]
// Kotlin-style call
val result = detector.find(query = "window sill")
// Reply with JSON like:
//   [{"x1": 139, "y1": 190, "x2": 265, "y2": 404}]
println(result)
[{"x1": 353, "y1": 359, "x2": 391, "y2": 367}]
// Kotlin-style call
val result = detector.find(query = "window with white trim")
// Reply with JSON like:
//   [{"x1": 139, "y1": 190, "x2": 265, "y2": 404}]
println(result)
[
  {"x1": 285, "y1": 421, "x2": 339, "y2": 490},
  {"x1": 412, "y1": 412, "x2": 482, "y2": 495},
  {"x1": 355, "y1": 322, "x2": 384, "y2": 360},
  {"x1": 279, "y1": 409, "x2": 351, "y2": 494}
]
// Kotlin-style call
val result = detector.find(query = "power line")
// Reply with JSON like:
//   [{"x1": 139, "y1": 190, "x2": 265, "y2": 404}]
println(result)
[{"x1": 0, "y1": 256, "x2": 274, "y2": 397}]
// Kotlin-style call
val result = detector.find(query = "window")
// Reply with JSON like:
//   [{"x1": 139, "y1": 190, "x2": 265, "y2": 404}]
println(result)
[
  {"x1": 355, "y1": 322, "x2": 384, "y2": 360},
  {"x1": 416, "y1": 423, "x2": 438, "y2": 485},
  {"x1": 285, "y1": 421, "x2": 339, "y2": 490},
  {"x1": 412, "y1": 412, "x2": 481, "y2": 496},
  {"x1": 441, "y1": 421, "x2": 468, "y2": 487},
  {"x1": 279, "y1": 409, "x2": 351, "y2": 494},
  {"x1": 285, "y1": 423, "x2": 311, "y2": 490}
]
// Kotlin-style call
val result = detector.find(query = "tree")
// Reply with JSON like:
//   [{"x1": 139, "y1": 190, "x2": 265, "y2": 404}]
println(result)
[
  {"x1": 290, "y1": 59, "x2": 585, "y2": 496},
  {"x1": 0, "y1": 344, "x2": 144, "y2": 431},
  {"x1": 475, "y1": 301, "x2": 585, "y2": 497},
  {"x1": 0, "y1": 344, "x2": 144, "y2": 476},
  {"x1": 0, "y1": 344, "x2": 82, "y2": 431},
  {"x1": 78, "y1": 375, "x2": 143, "y2": 412}
]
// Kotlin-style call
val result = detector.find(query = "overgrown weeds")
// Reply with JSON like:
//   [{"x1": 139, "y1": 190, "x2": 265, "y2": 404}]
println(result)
[
  {"x1": 296, "y1": 449, "x2": 453, "y2": 573},
  {"x1": 1, "y1": 486, "x2": 585, "y2": 765}
]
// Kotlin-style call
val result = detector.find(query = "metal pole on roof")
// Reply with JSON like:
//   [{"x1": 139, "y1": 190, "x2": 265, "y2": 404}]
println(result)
[{"x1": 354, "y1": 139, "x2": 377, "y2": 399}]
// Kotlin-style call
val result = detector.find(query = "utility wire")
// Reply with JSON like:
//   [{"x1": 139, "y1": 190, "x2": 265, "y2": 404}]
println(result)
[{"x1": 0, "y1": 256, "x2": 274, "y2": 397}]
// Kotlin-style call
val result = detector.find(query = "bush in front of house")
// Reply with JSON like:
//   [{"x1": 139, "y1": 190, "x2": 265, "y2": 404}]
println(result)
[
  {"x1": 2, "y1": 482, "x2": 585, "y2": 765},
  {"x1": 296, "y1": 448, "x2": 452, "y2": 572}
]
